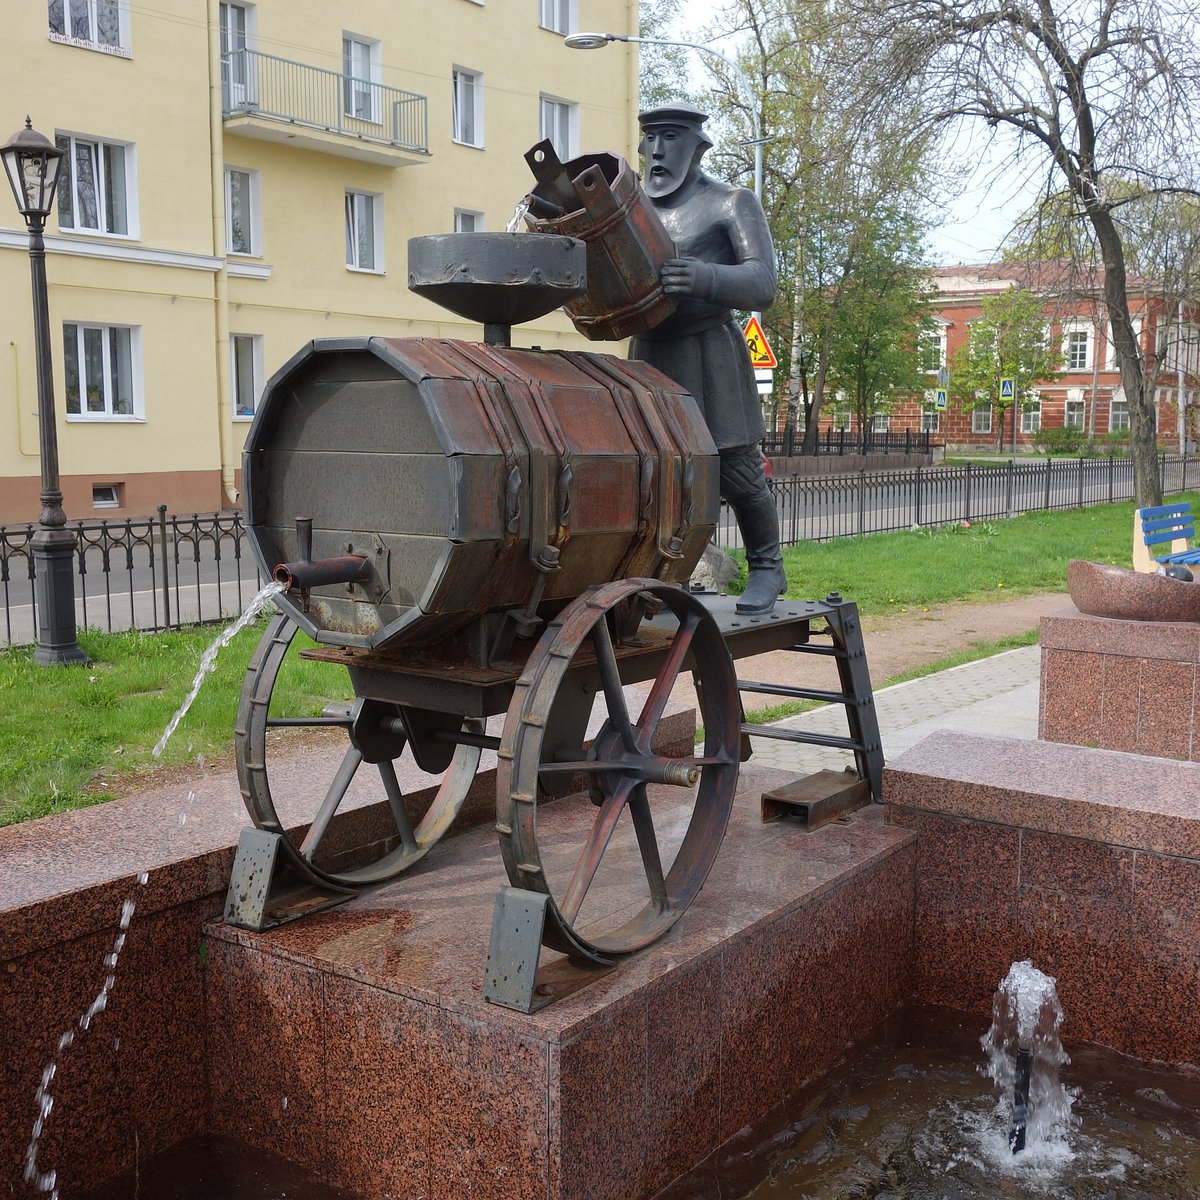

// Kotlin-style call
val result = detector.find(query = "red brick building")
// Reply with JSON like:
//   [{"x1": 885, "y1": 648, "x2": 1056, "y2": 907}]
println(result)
[{"x1": 814, "y1": 262, "x2": 1199, "y2": 453}]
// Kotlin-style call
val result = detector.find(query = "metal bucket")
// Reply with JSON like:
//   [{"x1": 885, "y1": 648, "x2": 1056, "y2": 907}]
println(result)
[{"x1": 524, "y1": 141, "x2": 677, "y2": 342}]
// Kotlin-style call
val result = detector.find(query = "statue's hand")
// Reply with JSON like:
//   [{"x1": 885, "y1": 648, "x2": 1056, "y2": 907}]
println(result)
[{"x1": 660, "y1": 257, "x2": 716, "y2": 299}]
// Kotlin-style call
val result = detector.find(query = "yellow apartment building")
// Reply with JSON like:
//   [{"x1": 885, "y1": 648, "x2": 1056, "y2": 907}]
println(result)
[{"x1": 0, "y1": 0, "x2": 640, "y2": 524}]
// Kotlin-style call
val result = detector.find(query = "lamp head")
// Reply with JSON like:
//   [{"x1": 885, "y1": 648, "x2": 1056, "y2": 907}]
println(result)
[
  {"x1": 1, "y1": 118, "x2": 64, "y2": 221},
  {"x1": 564, "y1": 32, "x2": 616, "y2": 50}
]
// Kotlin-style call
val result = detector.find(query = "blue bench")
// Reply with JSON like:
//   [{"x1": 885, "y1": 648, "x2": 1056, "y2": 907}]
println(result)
[{"x1": 1134, "y1": 502, "x2": 1200, "y2": 572}]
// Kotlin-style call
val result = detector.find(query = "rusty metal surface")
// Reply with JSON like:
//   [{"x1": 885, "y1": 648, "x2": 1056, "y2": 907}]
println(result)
[
  {"x1": 525, "y1": 142, "x2": 678, "y2": 341},
  {"x1": 407, "y1": 232, "x2": 586, "y2": 327},
  {"x1": 494, "y1": 578, "x2": 740, "y2": 964},
  {"x1": 760, "y1": 769, "x2": 871, "y2": 829}
]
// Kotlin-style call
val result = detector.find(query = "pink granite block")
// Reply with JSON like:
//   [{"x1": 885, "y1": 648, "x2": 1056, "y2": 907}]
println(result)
[
  {"x1": 1136, "y1": 659, "x2": 1196, "y2": 759},
  {"x1": 1039, "y1": 648, "x2": 1104, "y2": 746},
  {"x1": 640, "y1": 953, "x2": 723, "y2": 1198},
  {"x1": 1130, "y1": 851, "x2": 1200, "y2": 1065},
  {"x1": 551, "y1": 1001, "x2": 647, "y2": 1200},
  {"x1": 1040, "y1": 608, "x2": 1200, "y2": 662},
  {"x1": 426, "y1": 1008, "x2": 551, "y2": 1200},
  {"x1": 1018, "y1": 830, "x2": 1134, "y2": 903},
  {"x1": 1016, "y1": 889, "x2": 1135, "y2": 1048},
  {"x1": 205, "y1": 939, "x2": 327, "y2": 1177},
  {"x1": 887, "y1": 733, "x2": 1200, "y2": 860},
  {"x1": 320, "y1": 974, "x2": 433, "y2": 1200},
  {"x1": 1097, "y1": 653, "x2": 1141, "y2": 753},
  {"x1": 917, "y1": 813, "x2": 1020, "y2": 902}
]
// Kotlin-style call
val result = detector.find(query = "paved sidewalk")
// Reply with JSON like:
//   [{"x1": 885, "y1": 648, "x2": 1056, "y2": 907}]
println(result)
[{"x1": 748, "y1": 644, "x2": 1041, "y2": 775}]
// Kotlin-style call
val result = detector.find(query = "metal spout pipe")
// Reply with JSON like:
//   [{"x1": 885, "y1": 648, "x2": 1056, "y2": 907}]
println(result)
[{"x1": 274, "y1": 555, "x2": 371, "y2": 591}]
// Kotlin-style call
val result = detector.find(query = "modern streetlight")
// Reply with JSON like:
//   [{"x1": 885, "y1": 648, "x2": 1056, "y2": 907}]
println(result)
[
  {"x1": 564, "y1": 32, "x2": 764, "y2": 204},
  {"x1": 1, "y1": 117, "x2": 87, "y2": 665}
]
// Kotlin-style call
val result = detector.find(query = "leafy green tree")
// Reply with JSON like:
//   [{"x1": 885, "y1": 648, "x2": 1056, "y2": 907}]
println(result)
[
  {"x1": 826, "y1": 210, "x2": 935, "y2": 442},
  {"x1": 949, "y1": 288, "x2": 1063, "y2": 451}
]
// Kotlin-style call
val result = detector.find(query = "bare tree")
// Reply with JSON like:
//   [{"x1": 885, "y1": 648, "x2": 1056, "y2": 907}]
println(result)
[{"x1": 867, "y1": 0, "x2": 1200, "y2": 504}]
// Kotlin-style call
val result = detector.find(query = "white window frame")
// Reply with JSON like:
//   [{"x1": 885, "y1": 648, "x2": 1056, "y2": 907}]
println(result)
[
  {"x1": 539, "y1": 95, "x2": 579, "y2": 163},
  {"x1": 452, "y1": 67, "x2": 484, "y2": 147},
  {"x1": 872, "y1": 412, "x2": 890, "y2": 433},
  {"x1": 48, "y1": 0, "x2": 131, "y2": 55},
  {"x1": 62, "y1": 321, "x2": 142, "y2": 420},
  {"x1": 91, "y1": 483, "x2": 122, "y2": 509},
  {"x1": 230, "y1": 333, "x2": 263, "y2": 420},
  {"x1": 219, "y1": 2, "x2": 257, "y2": 107},
  {"x1": 55, "y1": 131, "x2": 136, "y2": 238},
  {"x1": 972, "y1": 405, "x2": 992, "y2": 435},
  {"x1": 919, "y1": 321, "x2": 948, "y2": 374},
  {"x1": 539, "y1": 0, "x2": 577, "y2": 34},
  {"x1": 342, "y1": 33, "x2": 381, "y2": 123},
  {"x1": 1022, "y1": 393, "x2": 1041, "y2": 436},
  {"x1": 453, "y1": 208, "x2": 484, "y2": 233},
  {"x1": 345, "y1": 190, "x2": 383, "y2": 273},
  {"x1": 1110, "y1": 388, "x2": 1130, "y2": 432},
  {"x1": 1063, "y1": 324, "x2": 1091, "y2": 372},
  {"x1": 920, "y1": 407, "x2": 941, "y2": 434},
  {"x1": 224, "y1": 166, "x2": 260, "y2": 256},
  {"x1": 832, "y1": 410, "x2": 851, "y2": 432}
]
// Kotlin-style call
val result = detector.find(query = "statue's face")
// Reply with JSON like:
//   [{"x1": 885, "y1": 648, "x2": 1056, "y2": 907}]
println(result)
[{"x1": 639, "y1": 124, "x2": 702, "y2": 199}]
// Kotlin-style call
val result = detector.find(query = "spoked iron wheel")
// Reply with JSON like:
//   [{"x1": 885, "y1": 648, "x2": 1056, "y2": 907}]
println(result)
[
  {"x1": 236, "y1": 612, "x2": 483, "y2": 887},
  {"x1": 496, "y1": 578, "x2": 740, "y2": 964}
]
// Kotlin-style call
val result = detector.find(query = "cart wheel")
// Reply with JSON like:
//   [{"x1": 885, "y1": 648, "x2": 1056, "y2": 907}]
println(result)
[
  {"x1": 496, "y1": 578, "x2": 740, "y2": 964},
  {"x1": 236, "y1": 612, "x2": 483, "y2": 887}
]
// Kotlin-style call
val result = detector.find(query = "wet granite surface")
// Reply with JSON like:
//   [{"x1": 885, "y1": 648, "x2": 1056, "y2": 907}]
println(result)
[
  {"x1": 1067, "y1": 558, "x2": 1200, "y2": 622},
  {"x1": 886, "y1": 729, "x2": 1200, "y2": 1066}
]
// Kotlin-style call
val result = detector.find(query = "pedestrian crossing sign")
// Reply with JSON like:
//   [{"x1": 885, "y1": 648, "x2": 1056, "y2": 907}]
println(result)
[
  {"x1": 1000, "y1": 377, "x2": 1016, "y2": 400},
  {"x1": 742, "y1": 316, "x2": 777, "y2": 368},
  {"x1": 935, "y1": 388, "x2": 948, "y2": 410}
]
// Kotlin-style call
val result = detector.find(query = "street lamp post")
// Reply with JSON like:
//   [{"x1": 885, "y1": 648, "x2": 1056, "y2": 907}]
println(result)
[
  {"x1": 564, "y1": 32, "x2": 764, "y2": 205},
  {"x1": 2, "y1": 117, "x2": 87, "y2": 665}
]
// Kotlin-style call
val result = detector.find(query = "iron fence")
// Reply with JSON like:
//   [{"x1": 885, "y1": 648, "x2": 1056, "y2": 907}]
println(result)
[
  {"x1": 1, "y1": 507, "x2": 262, "y2": 647},
  {"x1": 761, "y1": 428, "x2": 932, "y2": 457},
  {"x1": 1, "y1": 453, "x2": 1194, "y2": 646},
  {"x1": 716, "y1": 452, "x2": 1192, "y2": 550}
]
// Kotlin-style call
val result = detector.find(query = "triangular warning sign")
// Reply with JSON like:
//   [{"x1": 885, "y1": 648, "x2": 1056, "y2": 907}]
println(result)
[{"x1": 742, "y1": 316, "x2": 777, "y2": 368}]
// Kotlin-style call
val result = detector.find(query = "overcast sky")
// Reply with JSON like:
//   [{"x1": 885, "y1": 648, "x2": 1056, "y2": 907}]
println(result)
[{"x1": 655, "y1": 7, "x2": 1046, "y2": 267}]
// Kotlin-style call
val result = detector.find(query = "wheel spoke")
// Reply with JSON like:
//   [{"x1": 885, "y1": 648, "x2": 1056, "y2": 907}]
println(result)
[
  {"x1": 299, "y1": 745, "x2": 363, "y2": 859},
  {"x1": 560, "y1": 778, "x2": 634, "y2": 922},
  {"x1": 591, "y1": 615, "x2": 638, "y2": 753},
  {"x1": 539, "y1": 758, "x2": 623, "y2": 775},
  {"x1": 627, "y1": 785, "x2": 668, "y2": 913},
  {"x1": 266, "y1": 715, "x2": 353, "y2": 728},
  {"x1": 377, "y1": 758, "x2": 418, "y2": 852},
  {"x1": 677, "y1": 752, "x2": 735, "y2": 767},
  {"x1": 635, "y1": 611, "x2": 701, "y2": 746}
]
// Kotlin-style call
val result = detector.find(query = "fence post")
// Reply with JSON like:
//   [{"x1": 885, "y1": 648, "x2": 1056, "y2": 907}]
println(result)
[
  {"x1": 156, "y1": 504, "x2": 171, "y2": 629},
  {"x1": 857, "y1": 469, "x2": 866, "y2": 535},
  {"x1": 1108, "y1": 455, "x2": 1114, "y2": 504},
  {"x1": 915, "y1": 465, "x2": 924, "y2": 527},
  {"x1": 964, "y1": 462, "x2": 973, "y2": 523},
  {"x1": 1077, "y1": 457, "x2": 1085, "y2": 508},
  {"x1": 1185, "y1": 452, "x2": 1190, "y2": 495},
  {"x1": 905, "y1": 429, "x2": 912, "y2": 454},
  {"x1": 1160, "y1": 452, "x2": 1167, "y2": 493},
  {"x1": 1006, "y1": 459, "x2": 1014, "y2": 518},
  {"x1": 1043, "y1": 457, "x2": 1052, "y2": 511}
]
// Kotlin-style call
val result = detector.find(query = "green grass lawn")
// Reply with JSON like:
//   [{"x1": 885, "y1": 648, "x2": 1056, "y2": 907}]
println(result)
[{"x1": 0, "y1": 492, "x2": 1167, "y2": 825}]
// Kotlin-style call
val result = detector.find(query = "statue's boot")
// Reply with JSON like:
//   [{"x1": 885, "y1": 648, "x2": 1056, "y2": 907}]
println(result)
[{"x1": 732, "y1": 492, "x2": 787, "y2": 614}]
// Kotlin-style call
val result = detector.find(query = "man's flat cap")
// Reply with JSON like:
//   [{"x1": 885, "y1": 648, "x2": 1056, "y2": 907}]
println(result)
[{"x1": 637, "y1": 102, "x2": 710, "y2": 128}]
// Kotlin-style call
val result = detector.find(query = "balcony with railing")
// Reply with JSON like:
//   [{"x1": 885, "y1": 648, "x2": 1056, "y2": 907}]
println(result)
[{"x1": 221, "y1": 50, "x2": 430, "y2": 166}]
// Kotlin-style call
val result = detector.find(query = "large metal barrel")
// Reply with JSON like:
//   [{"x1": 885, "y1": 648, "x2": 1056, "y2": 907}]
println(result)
[{"x1": 242, "y1": 336, "x2": 719, "y2": 653}]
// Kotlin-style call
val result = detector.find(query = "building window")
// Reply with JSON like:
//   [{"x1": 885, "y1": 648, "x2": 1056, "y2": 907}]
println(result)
[
  {"x1": 832, "y1": 410, "x2": 851, "y2": 432},
  {"x1": 918, "y1": 324, "x2": 947, "y2": 373},
  {"x1": 92, "y1": 483, "x2": 121, "y2": 508},
  {"x1": 63, "y1": 322, "x2": 138, "y2": 418},
  {"x1": 219, "y1": 2, "x2": 255, "y2": 107},
  {"x1": 48, "y1": 0, "x2": 128, "y2": 52},
  {"x1": 454, "y1": 209, "x2": 483, "y2": 233},
  {"x1": 539, "y1": 0, "x2": 577, "y2": 34},
  {"x1": 345, "y1": 190, "x2": 382, "y2": 271},
  {"x1": 972, "y1": 405, "x2": 992, "y2": 435},
  {"x1": 539, "y1": 96, "x2": 578, "y2": 162},
  {"x1": 1021, "y1": 397, "x2": 1042, "y2": 434},
  {"x1": 1065, "y1": 327, "x2": 1090, "y2": 371},
  {"x1": 872, "y1": 413, "x2": 889, "y2": 433},
  {"x1": 1110, "y1": 393, "x2": 1130, "y2": 432},
  {"x1": 55, "y1": 133, "x2": 132, "y2": 236},
  {"x1": 231, "y1": 334, "x2": 262, "y2": 418},
  {"x1": 452, "y1": 68, "x2": 483, "y2": 147},
  {"x1": 920, "y1": 406, "x2": 941, "y2": 434},
  {"x1": 224, "y1": 167, "x2": 259, "y2": 255},
  {"x1": 343, "y1": 34, "x2": 380, "y2": 122}
]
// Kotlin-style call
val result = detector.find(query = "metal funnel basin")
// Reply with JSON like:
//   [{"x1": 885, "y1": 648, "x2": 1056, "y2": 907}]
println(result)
[{"x1": 407, "y1": 232, "x2": 586, "y2": 327}]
